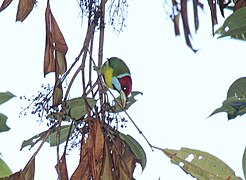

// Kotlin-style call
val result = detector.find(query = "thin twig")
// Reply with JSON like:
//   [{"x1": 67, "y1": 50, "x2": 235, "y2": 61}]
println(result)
[
  {"x1": 24, "y1": 127, "x2": 52, "y2": 169},
  {"x1": 98, "y1": 0, "x2": 107, "y2": 120},
  {"x1": 107, "y1": 89, "x2": 154, "y2": 151},
  {"x1": 63, "y1": 19, "x2": 96, "y2": 101},
  {"x1": 88, "y1": 33, "x2": 95, "y2": 97},
  {"x1": 64, "y1": 64, "x2": 83, "y2": 101},
  {"x1": 56, "y1": 117, "x2": 62, "y2": 179}
]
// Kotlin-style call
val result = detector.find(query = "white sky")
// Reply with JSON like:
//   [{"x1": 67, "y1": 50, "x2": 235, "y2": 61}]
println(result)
[{"x1": 1, "y1": 0, "x2": 246, "y2": 179}]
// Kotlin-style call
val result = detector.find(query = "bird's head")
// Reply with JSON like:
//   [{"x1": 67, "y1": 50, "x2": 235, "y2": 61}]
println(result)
[
  {"x1": 113, "y1": 75, "x2": 132, "y2": 108},
  {"x1": 118, "y1": 75, "x2": 132, "y2": 96}
]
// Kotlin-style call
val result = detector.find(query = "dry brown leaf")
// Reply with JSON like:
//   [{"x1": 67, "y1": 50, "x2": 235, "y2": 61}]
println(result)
[
  {"x1": 56, "y1": 51, "x2": 67, "y2": 76},
  {"x1": 0, "y1": 0, "x2": 13, "y2": 12},
  {"x1": 0, "y1": 158, "x2": 35, "y2": 180},
  {"x1": 44, "y1": 3, "x2": 68, "y2": 77},
  {"x1": 181, "y1": 0, "x2": 197, "y2": 52},
  {"x1": 16, "y1": 0, "x2": 35, "y2": 22},
  {"x1": 218, "y1": 0, "x2": 225, "y2": 17},
  {"x1": 55, "y1": 153, "x2": 68, "y2": 180},
  {"x1": 71, "y1": 119, "x2": 104, "y2": 180},
  {"x1": 44, "y1": 37, "x2": 55, "y2": 76},
  {"x1": 121, "y1": 145, "x2": 135, "y2": 177},
  {"x1": 50, "y1": 14, "x2": 68, "y2": 53},
  {"x1": 0, "y1": 171, "x2": 24, "y2": 180},
  {"x1": 52, "y1": 78, "x2": 63, "y2": 107},
  {"x1": 173, "y1": 14, "x2": 180, "y2": 36},
  {"x1": 23, "y1": 157, "x2": 35, "y2": 180},
  {"x1": 207, "y1": 0, "x2": 218, "y2": 34},
  {"x1": 101, "y1": 142, "x2": 113, "y2": 180},
  {"x1": 71, "y1": 137, "x2": 90, "y2": 180},
  {"x1": 192, "y1": 0, "x2": 199, "y2": 31},
  {"x1": 234, "y1": 0, "x2": 246, "y2": 11},
  {"x1": 91, "y1": 119, "x2": 104, "y2": 179},
  {"x1": 170, "y1": 0, "x2": 180, "y2": 36},
  {"x1": 110, "y1": 135, "x2": 136, "y2": 180}
]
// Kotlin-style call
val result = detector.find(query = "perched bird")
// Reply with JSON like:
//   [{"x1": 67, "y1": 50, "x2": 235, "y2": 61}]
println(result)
[{"x1": 101, "y1": 57, "x2": 132, "y2": 108}]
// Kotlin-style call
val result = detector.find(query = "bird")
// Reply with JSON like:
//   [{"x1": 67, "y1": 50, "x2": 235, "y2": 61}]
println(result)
[{"x1": 101, "y1": 57, "x2": 132, "y2": 108}]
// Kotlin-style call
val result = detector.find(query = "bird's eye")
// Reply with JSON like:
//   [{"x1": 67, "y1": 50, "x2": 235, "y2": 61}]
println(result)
[{"x1": 123, "y1": 86, "x2": 127, "y2": 92}]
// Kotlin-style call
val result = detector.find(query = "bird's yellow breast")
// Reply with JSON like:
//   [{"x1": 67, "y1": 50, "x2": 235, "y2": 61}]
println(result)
[{"x1": 102, "y1": 65, "x2": 114, "y2": 89}]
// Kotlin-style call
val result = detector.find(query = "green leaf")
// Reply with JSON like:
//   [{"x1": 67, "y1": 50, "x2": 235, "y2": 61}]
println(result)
[
  {"x1": 20, "y1": 125, "x2": 75, "y2": 150},
  {"x1": 209, "y1": 97, "x2": 246, "y2": 120},
  {"x1": 0, "y1": 113, "x2": 10, "y2": 133},
  {"x1": 242, "y1": 147, "x2": 246, "y2": 179},
  {"x1": 48, "y1": 125, "x2": 75, "y2": 146},
  {"x1": 163, "y1": 147, "x2": 242, "y2": 180},
  {"x1": 227, "y1": 77, "x2": 246, "y2": 98},
  {"x1": 0, "y1": 157, "x2": 12, "y2": 177},
  {"x1": 216, "y1": 7, "x2": 246, "y2": 40},
  {"x1": 209, "y1": 97, "x2": 238, "y2": 118},
  {"x1": 208, "y1": 77, "x2": 246, "y2": 120},
  {"x1": 47, "y1": 111, "x2": 71, "y2": 121},
  {"x1": 111, "y1": 91, "x2": 143, "y2": 112},
  {"x1": 47, "y1": 97, "x2": 97, "y2": 121},
  {"x1": 66, "y1": 97, "x2": 96, "y2": 120},
  {"x1": 0, "y1": 91, "x2": 15, "y2": 105},
  {"x1": 119, "y1": 133, "x2": 147, "y2": 171}
]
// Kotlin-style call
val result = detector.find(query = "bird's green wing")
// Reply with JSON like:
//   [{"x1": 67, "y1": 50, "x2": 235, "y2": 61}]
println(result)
[{"x1": 108, "y1": 57, "x2": 131, "y2": 77}]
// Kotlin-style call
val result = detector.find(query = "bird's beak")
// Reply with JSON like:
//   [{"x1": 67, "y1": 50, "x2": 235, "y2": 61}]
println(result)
[{"x1": 120, "y1": 90, "x2": 127, "y2": 109}]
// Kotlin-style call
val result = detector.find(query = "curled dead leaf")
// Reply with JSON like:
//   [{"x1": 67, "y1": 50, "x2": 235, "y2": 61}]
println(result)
[
  {"x1": 52, "y1": 78, "x2": 63, "y2": 107},
  {"x1": 23, "y1": 157, "x2": 35, "y2": 180},
  {"x1": 16, "y1": 0, "x2": 35, "y2": 22},
  {"x1": 55, "y1": 153, "x2": 68, "y2": 180},
  {"x1": 44, "y1": 3, "x2": 68, "y2": 77},
  {"x1": 71, "y1": 119, "x2": 104, "y2": 180},
  {"x1": 0, "y1": 0, "x2": 13, "y2": 12}
]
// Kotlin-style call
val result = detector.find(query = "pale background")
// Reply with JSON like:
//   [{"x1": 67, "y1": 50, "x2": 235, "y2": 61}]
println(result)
[{"x1": 1, "y1": 0, "x2": 246, "y2": 179}]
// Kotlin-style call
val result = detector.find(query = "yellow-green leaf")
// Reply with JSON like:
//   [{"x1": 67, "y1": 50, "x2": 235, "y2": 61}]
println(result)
[
  {"x1": 0, "y1": 157, "x2": 12, "y2": 177},
  {"x1": 163, "y1": 147, "x2": 242, "y2": 180},
  {"x1": 52, "y1": 78, "x2": 63, "y2": 107},
  {"x1": 48, "y1": 125, "x2": 75, "y2": 147},
  {"x1": 56, "y1": 51, "x2": 67, "y2": 76},
  {"x1": 20, "y1": 125, "x2": 75, "y2": 150}
]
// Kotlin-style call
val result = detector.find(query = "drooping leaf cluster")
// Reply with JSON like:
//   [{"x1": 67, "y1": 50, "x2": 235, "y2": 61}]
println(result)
[
  {"x1": 0, "y1": 0, "x2": 146, "y2": 179},
  {"x1": 216, "y1": 7, "x2": 246, "y2": 40},
  {"x1": 0, "y1": 92, "x2": 15, "y2": 133},
  {"x1": 0, "y1": 91, "x2": 15, "y2": 178},
  {"x1": 164, "y1": 0, "x2": 246, "y2": 51},
  {"x1": 209, "y1": 77, "x2": 246, "y2": 120}
]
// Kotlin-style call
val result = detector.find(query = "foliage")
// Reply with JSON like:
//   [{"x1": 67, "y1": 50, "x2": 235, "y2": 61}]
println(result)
[
  {"x1": 0, "y1": 91, "x2": 15, "y2": 133},
  {"x1": 163, "y1": 147, "x2": 242, "y2": 179},
  {"x1": 1, "y1": 0, "x2": 246, "y2": 179},
  {"x1": 242, "y1": 148, "x2": 246, "y2": 179},
  {"x1": 0, "y1": 157, "x2": 12, "y2": 178},
  {"x1": 163, "y1": 0, "x2": 246, "y2": 51},
  {"x1": 209, "y1": 77, "x2": 246, "y2": 120},
  {"x1": 216, "y1": 7, "x2": 246, "y2": 40},
  {"x1": 0, "y1": 0, "x2": 145, "y2": 179},
  {"x1": 0, "y1": 91, "x2": 14, "y2": 177}
]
